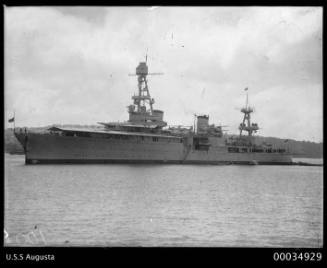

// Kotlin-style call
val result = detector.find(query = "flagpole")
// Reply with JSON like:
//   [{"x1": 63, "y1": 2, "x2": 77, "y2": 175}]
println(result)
[{"x1": 13, "y1": 110, "x2": 15, "y2": 130}]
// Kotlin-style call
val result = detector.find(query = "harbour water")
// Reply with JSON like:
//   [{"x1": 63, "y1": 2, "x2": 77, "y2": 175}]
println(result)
[{"x1": 4, "y1": 154, "x2": 323, "y2": 247}]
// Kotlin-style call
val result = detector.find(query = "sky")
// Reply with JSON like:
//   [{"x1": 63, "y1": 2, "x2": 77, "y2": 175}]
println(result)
[{"x1": 5, "y1": 6, "x2": 323, "y2": 142}]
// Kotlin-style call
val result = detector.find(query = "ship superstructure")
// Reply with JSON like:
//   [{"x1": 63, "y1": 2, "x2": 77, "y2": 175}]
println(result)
[
  {"x1": 98, "y1": 59, "x2": 166, "y2": 133},
  {"x1": 14, "y1": 60, "x2": 292, "y2": 165}
]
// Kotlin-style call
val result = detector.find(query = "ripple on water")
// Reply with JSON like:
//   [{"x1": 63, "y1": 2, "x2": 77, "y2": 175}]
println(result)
[{"x1": 4, "y1": 154, "x2": 323, "y2": 247}]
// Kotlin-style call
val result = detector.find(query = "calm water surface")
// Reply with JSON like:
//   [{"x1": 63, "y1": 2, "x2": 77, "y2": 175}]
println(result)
[{"x1": 4, "y1": 154, "x2": 323, "y2": 247}]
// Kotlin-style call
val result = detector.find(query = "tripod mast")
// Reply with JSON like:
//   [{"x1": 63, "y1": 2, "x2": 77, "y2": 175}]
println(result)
[{"x1": 239, "y1": 88, "x2": 259, "y2": 137}]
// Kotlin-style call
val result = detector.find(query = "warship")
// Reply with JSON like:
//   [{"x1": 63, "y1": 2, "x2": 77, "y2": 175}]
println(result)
[{"x1": 14, "y1": 59, "x2": 292, "y2": 165}]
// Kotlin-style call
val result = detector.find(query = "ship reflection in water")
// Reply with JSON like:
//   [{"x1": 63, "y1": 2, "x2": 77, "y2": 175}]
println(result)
[{"x1": 5, "y1": 154, "x2": 322, "y2": 247}]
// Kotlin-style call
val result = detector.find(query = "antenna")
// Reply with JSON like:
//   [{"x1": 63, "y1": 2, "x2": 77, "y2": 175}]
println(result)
[
  {"x1": 246, "y1": 92, "x2": 248, "y2": 108},
  {"x1": 145, "y1": 48, "x2": 148, "y2": 63},
  {"x1": 245, "y1": 87, "x2": 249, "y2": 108}
]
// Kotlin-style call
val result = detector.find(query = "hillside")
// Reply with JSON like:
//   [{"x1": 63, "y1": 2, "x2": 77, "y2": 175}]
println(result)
[
  {"x1": 4, "y1": 126, "x2": 323, "y2": 158},
  {"x1": 245, "y1": 136, "x2": 323, "y2": 158}
]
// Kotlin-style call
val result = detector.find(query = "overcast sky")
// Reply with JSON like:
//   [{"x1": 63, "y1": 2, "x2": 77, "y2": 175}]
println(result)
[{"x1": 5, "y1": 6, "x2": 322, "y2": 142}]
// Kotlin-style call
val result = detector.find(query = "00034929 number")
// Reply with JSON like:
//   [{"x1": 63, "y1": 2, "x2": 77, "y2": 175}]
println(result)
[{"x1": 273, "y1": 252, "x2": 322, "y2": 262}]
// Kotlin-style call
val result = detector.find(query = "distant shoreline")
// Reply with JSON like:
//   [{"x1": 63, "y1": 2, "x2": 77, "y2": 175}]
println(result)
[{"x1": 4, "y1": 152, "x2": 323, "y2": 159}]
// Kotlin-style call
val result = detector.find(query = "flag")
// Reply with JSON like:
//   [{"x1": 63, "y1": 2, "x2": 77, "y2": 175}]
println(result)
[
  {"x1": 8, "y1": 117, "x2": 14, "y2": 123},
  {"x1": 244, "y1": 87, "x2": 248, "y2": 91}
]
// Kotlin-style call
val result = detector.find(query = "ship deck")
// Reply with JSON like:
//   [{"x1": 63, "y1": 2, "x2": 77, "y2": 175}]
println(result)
[{"x1": 48, "y1": 126, "x2": 182, "y2": 139}]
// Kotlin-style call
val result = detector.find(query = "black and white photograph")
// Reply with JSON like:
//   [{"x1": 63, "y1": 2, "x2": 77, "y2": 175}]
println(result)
[{"x1": 4, "y1": 5, "x2": 323, "y2": 255}]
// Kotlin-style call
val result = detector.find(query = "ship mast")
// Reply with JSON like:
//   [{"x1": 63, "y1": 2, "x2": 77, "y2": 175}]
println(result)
[
  {"x1": 127, "y1": 55, "x2": 166, "y2": 127},
  {"x1": 130, "y1": 55, "x2": 163, "y2": 114},
  {"x1": 239, "y1": 88, "x2": 259, "y2": 137}
]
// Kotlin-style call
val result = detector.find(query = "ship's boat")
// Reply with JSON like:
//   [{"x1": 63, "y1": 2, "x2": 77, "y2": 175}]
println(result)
[{"x1": 14, "y1": 60, "x2": 292, "y2": 165}]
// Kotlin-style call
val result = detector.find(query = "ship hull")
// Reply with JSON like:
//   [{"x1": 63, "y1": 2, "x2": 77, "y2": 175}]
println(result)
[{"x1": 15, "y1": 132, "x2": 293, "y2": 165}]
